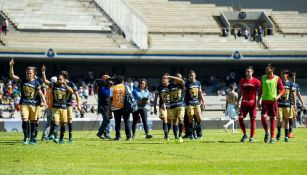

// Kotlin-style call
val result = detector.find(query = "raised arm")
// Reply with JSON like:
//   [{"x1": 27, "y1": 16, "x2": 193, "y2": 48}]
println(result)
[
  {"x1": 9, "y1": 58, "x2": 20, "y2": 81},
  {"x1": 41, "y1": 65, "x2": 51, "y2": 85},
  {"x1": 38, "y1": 89, "x2": 46, "y2": 107},
  {"x1": 168, "y1": 75, "x2": 184, "y2": 86}
]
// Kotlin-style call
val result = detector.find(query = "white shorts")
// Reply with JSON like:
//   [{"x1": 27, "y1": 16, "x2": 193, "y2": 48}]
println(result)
[{"x1": 227, "y1": 104, "x2": 237, "y2": 120}]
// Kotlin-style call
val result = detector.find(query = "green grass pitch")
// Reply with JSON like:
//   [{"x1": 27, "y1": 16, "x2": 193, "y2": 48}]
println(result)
[{"x1": 1, "y1": 129, "x2": 307, "y2": 175}]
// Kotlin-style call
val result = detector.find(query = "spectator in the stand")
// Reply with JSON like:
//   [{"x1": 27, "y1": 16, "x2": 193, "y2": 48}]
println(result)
[
  {"x1": 2, "y1": 19, "x2": 8, "y2": 35},
  {"x1": 223, "y1": 28, "x2": 228, "y2": 37},
  {"x1": 244, "y1": 29, "x2": 249, "y2": 40},
  {"x1": 258, "y1": 26, "x2": 263, "y2": 42},
  {"x1": 82, "y1": 83, "x2": 89, "y2": 100},
  {"x1": 253, "y1": 28, "x2": 258, "y2": 41},
  {"x1": 233, "y1": 28, "x2": 237, "y2": 40},
  {"x1": 87, "y1": 69, "x2": 95, "y2": 83}
]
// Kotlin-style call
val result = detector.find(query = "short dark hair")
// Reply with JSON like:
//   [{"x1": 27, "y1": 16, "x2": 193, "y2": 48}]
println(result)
[
  {"x1": 290, "y1": 72, "x2": 296, "y2": 78},
  {"x1": 116, "y1": 75, "x2": 124, "y2": 83},
  {"x1": 61, "y1": 70, "x2": 70, "y2": 79},
  {"x1": 281, "y1": 69, "x2": 290, "y2": 75},
  {"x1": 229, "y1": 84, "x2": 235, "y2": 90},
  {"x1": 162, "y1": 73, "x2": 169, "y2": 77},
  {"x1": 266, "y1": 64, "x2": 275, "y2": 71},
  {"x1": 246, "y1": 66, "x2": 254, "y2": 71},
  {"x1": 189, "y1": 70, "x2": 196, "y2": 75}
]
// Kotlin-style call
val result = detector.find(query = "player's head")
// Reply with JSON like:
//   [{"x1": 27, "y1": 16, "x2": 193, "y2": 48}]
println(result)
[
  {"x1": 139, "y1": 79, "x2": 148, "y2": 90},
  {"x1": 101, "y1": 72, "x2": 110, "y2": 80},
  {"x1": 189, "y1": 70, "x2": 196, "y2": 81},
  {"x1": 60, "y1": 71, "x2": 70, "y2": 80},
  {"x1": 116, "y1": 75, "x2": 124, "y2": 84},
  {"x1": 229, "y1": 84, "x2": 235, "y2": 91},
  {"x1": 26, "y1": 66, "x2": 37, "y2": 80},
  {"x1": 245, "y1": 66, "x2": 254, "y2": 78},
  {"x1": 265, "y1": 64, "x2": 275, "y2": 75},
  {"x1": 161, "y1": 73, "x2": 169, "y2": 86},
  {"x1": 57, "y1": 73, "x2": 66, "y2": 85},
  {"x1": 289, "y1": 72, "x2": 296, "y2": 82},
  {"x1": 174, "y1": 73, "x2": 182, "y2": 84},
  {"x1": 281, "y1": 69, "x2": 290, "y2": 80}
]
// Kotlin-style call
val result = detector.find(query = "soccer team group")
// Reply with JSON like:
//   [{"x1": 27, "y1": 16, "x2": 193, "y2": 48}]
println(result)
[{"x1": 8, "y1": 57, "x2": 304, "y2": 144}]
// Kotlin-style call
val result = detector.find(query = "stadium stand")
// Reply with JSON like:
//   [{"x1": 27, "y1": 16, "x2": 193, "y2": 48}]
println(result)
[
  {"x1": 3, "y1": 32, "x2": 132, "y2": 49},
  {"x1": 270, "y1": 11, "x2": 307, "y2": 34},
  {"x1": 126, "y1": 0, "x2": 232, "y2": 34},
  {"x1": 0, "y1": 0, "x2": 111, "y2": 31},
  {"x1": 149, "y1": 34, "x2": 263, "y2": 50},
  {"x1": 263, "y1": 35, "x2": 307, "y2": 51}
]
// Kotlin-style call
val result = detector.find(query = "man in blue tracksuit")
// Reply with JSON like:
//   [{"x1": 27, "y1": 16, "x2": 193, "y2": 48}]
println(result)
[{"x1": 96, "y1": 74, "x2": 114, "y2": 139}]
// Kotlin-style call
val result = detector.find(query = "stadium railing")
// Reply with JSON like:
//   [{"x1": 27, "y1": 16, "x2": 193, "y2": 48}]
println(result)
[{"x1": 94, "y1": 0, "x2": 148, "y2": 50}]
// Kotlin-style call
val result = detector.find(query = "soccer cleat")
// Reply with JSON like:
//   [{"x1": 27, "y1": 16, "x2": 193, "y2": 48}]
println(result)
[
  {"x1": 41, "y1": 137, "x2": 47, "y2": 141},
  {"x1": 249, "y1": 138, "x2": 254, "y2": 143},
  {"x1": 269, "y1": 138, "x2": 274, "y2": 144},
  {"x1": 285, "y1": 137, "x2": 289, "y2": 142},
  {"x1": 189, "y1": 135, "x2": 194, "y2": 141},
  {"x1": 48, "y1": 136, "x2": 54, "y2": 141},
  {"x1": 113, "y1": 137, "x2": 121, "y2": 141},
  {"x1": 240, "y1": 134, "x2": 248, "y2": 143},
  {"x1": 179, "y1": 137, "x2": 184, "y2": 143},
  {"x1": 276, "y1": 133, "x2": 281, "y2": 141},
  {"x1": 96, "y1": 133, "x2": 106, "y2": 140},
  {"x1": 22, "y1": 138, "x2": 28, "y2": 145},
  {"x1": 53, "y1": 139, "x2": 59, "y2": 144},
  {"x1": 146, "y1": 134, "x2": 153, "y2": 139},
  {"x1": 126, "y1": 138, "x2": 132, "y2": 141},
  {"x1": 29, "y1": 139, "x2": 36, "y2": 145},
  {"x1": 288, "y1": 133, "x2": 294, "y2": 138},
  {"x1": 69, "y1": 138, "x2": 74, "y2": 143},
  {"x1": 59, "y1": 140, "x2": 65, "y2": 144},
  {"x1": 264, "y1": 133, "x2": 269, "y2": 143}
]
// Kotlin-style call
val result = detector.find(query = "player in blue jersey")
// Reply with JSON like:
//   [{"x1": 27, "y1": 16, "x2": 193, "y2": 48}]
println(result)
[
  {"x1": 185, "y1": 70, "x2": 205, "y2": 140},
  {"x1": 9, "y1": 58, "x2": 46, "y2": 145}
]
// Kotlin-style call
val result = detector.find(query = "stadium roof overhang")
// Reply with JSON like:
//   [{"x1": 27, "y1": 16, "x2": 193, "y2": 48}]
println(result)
[{"x1": 1, "y1": 48, "x2": 307, "y2": 63}]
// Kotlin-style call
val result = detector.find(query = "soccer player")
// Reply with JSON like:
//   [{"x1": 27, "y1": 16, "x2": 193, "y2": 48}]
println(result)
[
  {"x1": 42, "y1": 68, "x2": 73, "y2": 144},
  {"x1": 96, "y1": 73, "x2": 113, "y2": 139},
  {"x1": 185, "y1": 70, "x2": 205, "y2": 140},
  {"x1": 9, "y1": 58, "x2": 46, "y2": 145},
  {"x1": 61, "y1": 71, "x2": 81, "y2": 142},
  {"x1": 113, "y1": 76, "x2": 132, "y2": 141},
  {"x1": 237, "y1": 66, "x2": 261, "y2": 143},
  {"x1": 223, "y1": 84, "x2": 238, "y2": 133},
  {"x1": 289, "y1": 72, "x2": 305, "y2": 134},
  {"x1": 132, "y1": 79, "x2": 153, "y2": 139},
  {"x1": 168, "y1": 73, "x2": 185, "y2": 143},
  {"x1": 257, "y1": 64, "x2": 285, "y2": 144},
  {"x1": 276, "y1": 70, "x2": 294, "y2": 142},
  {"x1": 154, "y1": 73, "x2": 171, "y2": 140}
]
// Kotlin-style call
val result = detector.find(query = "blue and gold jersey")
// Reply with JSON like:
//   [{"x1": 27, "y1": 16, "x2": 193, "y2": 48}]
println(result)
[
  {"x1": 168, "y1": 83, "x2": 185, "y2": 109},
  {"x1": 155, "y1": 85, "x2": 170, "y2": 108},
  {"x1": 278, "y1": 80, "x2": 293, "y2": 107},
  {"x1": 52, "y1": 83, "x2": 69, "y2": 109},
  {"x1": 19, "y1": 78, "x2": 41, "y2": 106},
  {"x1": 66, "y1": 81, "x2": 78, "y2": 107},
  {"x1": 290, "y1": 82, "x2": 300, "y2": 105},
  {"x1": 35, "y1": 77, "x2": 45, "y2": 106},
  {"x1": 185, "y1": 80, "x2": 201, "y2": 106}
]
